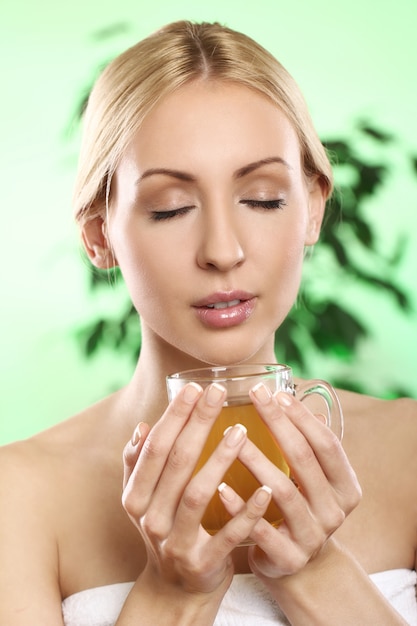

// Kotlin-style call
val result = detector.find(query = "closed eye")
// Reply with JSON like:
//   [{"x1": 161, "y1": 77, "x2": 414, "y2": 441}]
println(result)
[
  {"x1": 149, "y1": 206, "x2": 194, "y2": 221},
  {"x1": 150, "y1": 198, "x2": 286, "y2": 220},
  {"x1": 240, "y1": 199, "x2": 286, "y2": 210}
]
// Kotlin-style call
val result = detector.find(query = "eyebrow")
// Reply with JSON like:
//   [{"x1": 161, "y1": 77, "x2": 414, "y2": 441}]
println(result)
[
  {"x1": 137, "y1": 168, "x2": 196, "y2": 183},
  {"x1": 136, "y1": 156, "x2": 292, "y2": 185},
  {"x1": 235, "y1": 156, "x2": 292, "y2": 178}
]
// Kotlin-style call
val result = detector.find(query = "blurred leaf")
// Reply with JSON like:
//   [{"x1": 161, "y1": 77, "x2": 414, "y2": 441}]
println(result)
[
  {"x1": 326, "y1": 232, "x2": 349, "y2": 266},
  {"x1": 364, "y1": 276, "x2": 411, "y2": 311},
  {"x1": 78, "y1": 319, "x2": 105, "y2": 357},
  {"x1": 324, "y1": 140, "x2": 354, "y2": 164},
  {"x1": 331, "y1": 377, "x2": 367, "y2": 394},
  {"x1": 310, "y1": 303, "x2": 367, "y2": 354},
  {"x1": 357, "y1": 122, "x2": 394, "y2": 143},
  {"x1": 353, "y1": 163, "x2": 387, "y2": 197},
  {"x1": 91, "y1": 22, "x2": 130, "y2": 41},
  {"x1": 349, "y1": 215, "x2": 374, "y2": 247},
  {"x1": 275, "y1": 317, "x2": 307, "y2": 370},
  {"x1": 88, "y1": 265, "x2": 121, "y2": 290},
  {"x1": 389, "y1": 234, "x2": 408, "y2": 266}
]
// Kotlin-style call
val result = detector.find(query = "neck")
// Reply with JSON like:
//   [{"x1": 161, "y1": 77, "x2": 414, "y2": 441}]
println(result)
[
  {"x1": 117, "y1": 323, "x2": 278, "y2": 429},
  {"x1": 116, "y1": 328, "x2": 210, "y2": 429}
]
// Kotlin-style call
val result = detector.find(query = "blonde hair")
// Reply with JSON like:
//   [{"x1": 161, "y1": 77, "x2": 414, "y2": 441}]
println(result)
[{"x1": 73, "y1": 20, "x2": 333, "y2": 226}]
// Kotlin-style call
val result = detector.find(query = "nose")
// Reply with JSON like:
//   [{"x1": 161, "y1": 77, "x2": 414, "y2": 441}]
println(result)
[{"x1": 196, "y1": 205, "x2": 245, "y2": 271}]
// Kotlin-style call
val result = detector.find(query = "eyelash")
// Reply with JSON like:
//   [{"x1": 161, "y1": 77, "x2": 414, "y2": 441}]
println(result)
[
  {"x1": 241, "y1": 199, "x2": 286, "y2": 210},
  {"x1": 150, "y1": 206, "x2": 194, "y2": 221},
  {"x1": 150, "y1": 198, "x2": 286, "y2": 221}
]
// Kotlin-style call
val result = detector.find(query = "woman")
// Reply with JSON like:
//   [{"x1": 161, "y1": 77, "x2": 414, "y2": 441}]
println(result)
[{"x1": 0, "y1": 20, "x2": 416, "y2": 625}]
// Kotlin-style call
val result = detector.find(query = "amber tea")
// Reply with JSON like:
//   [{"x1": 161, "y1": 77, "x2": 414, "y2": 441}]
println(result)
[
  {"x1": 194, "y1": 402, "x2": 290, "y2": 535},
  {"x1": 166, "y1": 363, "x2": 343, "y2": 544}
]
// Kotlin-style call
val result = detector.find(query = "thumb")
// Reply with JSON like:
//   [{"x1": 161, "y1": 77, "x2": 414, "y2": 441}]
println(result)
[{"x1": 122, "y1": 422, "x2": 150, "y2": 489}]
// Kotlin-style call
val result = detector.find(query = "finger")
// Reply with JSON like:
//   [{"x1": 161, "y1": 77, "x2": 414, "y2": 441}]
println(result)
[
  {"x1": 250, "y1": 384, "x2": 354, "y2": 504},
  {"x1": 128, "y1": 383, "x2": 227, "y2": 536},
  {"x1": 248, "y1": 386, "x2": 360, "y2": 536},
  {"x1": 216, "y1": 481, "x2": 319, "y2": 576},
  {"x1": 236, "y1": 437, "x2": 314, "y2": 539},
  {"x1": 314, "y1": 412, "x2": 327, "y2": 424},
  {"x1": 122, "y1": 422, "x2": 150, "y2": 489},
  {"x1": 146, "y1": 384, "x2": 227, "y2": 527},
  {"x1": 274, "y1": 392, "x2": 361, "y2": 516},
  {"x1": 170, "y1": 423, "x2": 248, "y2": 542},
  {"x1": 122, "y1": 382, "x2": 203, "y2": 518},
  {"x1": 213, "y1": 483, "x2": 275, "y2": 550}
]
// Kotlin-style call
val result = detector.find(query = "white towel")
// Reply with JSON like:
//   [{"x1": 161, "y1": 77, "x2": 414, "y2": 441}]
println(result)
[{"x1": 62, "y1": 569, "x2": 417, "y2": 626}]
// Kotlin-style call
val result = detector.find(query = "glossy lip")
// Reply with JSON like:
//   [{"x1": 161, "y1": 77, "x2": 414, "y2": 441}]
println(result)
[{"x1": 192, "y1": 291, "x2": 257, "y2": 329}]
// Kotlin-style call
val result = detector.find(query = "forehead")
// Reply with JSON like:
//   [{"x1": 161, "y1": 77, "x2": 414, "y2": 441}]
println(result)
[{"x1": 120, "y1": 81, "x2": 302, "y2": 176}]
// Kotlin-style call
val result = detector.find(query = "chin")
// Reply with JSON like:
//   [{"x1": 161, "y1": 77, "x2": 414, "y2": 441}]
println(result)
[{"x1": 186, "y1": 340, "x2": 275, "y2": 369}]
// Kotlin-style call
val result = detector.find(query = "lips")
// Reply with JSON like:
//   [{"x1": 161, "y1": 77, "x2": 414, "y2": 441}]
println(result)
[
  {"x1": 205, "y1": 298, "x2": 241, "y2": 310},
  {"x1": 193, "y1": 291, "x2": 256, "y2": 328}
]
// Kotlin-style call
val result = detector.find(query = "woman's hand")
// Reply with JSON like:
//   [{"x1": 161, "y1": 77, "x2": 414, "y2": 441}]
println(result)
[
  {"x1": 218, "y1": 384, "x2": 362, "y2": 582},
  {"x1": 121, "y1": 382, "x2": 273, "y2": 599}
]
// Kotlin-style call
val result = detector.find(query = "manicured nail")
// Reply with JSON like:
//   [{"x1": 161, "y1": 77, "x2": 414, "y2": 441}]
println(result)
[
  {"x1": 251, "y1": 382, "x2": 272, "y2": 405},
  {"x1": 255, "y1": 485, "x2": 272, "y2": 506},
  {"x1": 315, "y1": 412, "x2": 328, "y2": 425},
  {"x1": 206, "y1": 383, "x2": 226, "y2": 406},
  {"x1": 224, "y1": 423, "x2": 247, "y2": 446},
  {"x1": 183, "y1": 382, "x2": 202, "y2": 404},
  {"x1": 131, "y1": 423, "x2": 143, "y2": 446},
  {"x1": 218, "y1": 482, "x2": 234, "y2": 502},
  {"x1": 277, "y1": 392, "x2": 292, "y2": 407}
]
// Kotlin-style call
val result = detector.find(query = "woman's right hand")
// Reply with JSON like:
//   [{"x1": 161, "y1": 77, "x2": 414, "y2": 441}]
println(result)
[{"x1": 121, "y1": 382, "x2": 273, "y2": 601}]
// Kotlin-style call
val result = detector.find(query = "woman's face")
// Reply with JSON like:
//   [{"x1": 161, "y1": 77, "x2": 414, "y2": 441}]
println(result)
[{"x1": 92, "y1": 81, "x2": 325, "y2": 366}]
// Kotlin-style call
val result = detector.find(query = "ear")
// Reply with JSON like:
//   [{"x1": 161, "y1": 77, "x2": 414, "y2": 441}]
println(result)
[
  {"x1": 304, "y1": 176, "x2": 327, "y2": 246},
  {"x1": 81, "y1": 216, "x2": 118, "y2": 269}
]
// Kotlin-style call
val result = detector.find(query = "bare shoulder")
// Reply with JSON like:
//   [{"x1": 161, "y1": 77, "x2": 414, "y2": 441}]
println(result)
[
  {"x1": 0, "y1": 432, "x2": 66, "y2": 622},
  {"x1": 333, "y1": 389, "x2": 417, "y2": 572},
  {"x1": 337, "y1": 387, "x2": 417, "y2": 433},
  {"x1": 0, "y1": 391, "x2": 129, "y2": 522},
  {"x1": 0, "y1": 395, "x2": 127, "y2": 621},
  {"x1": 0, "y1": 399, "x2": 109, "y2": 544},
  {"x1": 337, "y1": 387, "x2": 417, "y2": 485},
  {"x1": 1, "y1": 389, "x2": 128, "y2": 471}
]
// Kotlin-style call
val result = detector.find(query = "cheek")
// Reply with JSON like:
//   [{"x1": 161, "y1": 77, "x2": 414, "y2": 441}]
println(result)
[
  {"x1": 261, "y1": 222, "x2": 306, "y2": 309},
  {"x1": 109, "y1": 221, "x2": 155, "y2": 299},
  {"x1": 112, "y1": 230, "x2": 182, "y2": 320},
  {"x1": 121, "y1": 251, "x2": 165, "y2": 304},
  {"x1": 262, "y1": 214, "x2": 307, "y2": 271},
  {"x1": 275, "y1": 246, "x2": 304, "y2": 297}
]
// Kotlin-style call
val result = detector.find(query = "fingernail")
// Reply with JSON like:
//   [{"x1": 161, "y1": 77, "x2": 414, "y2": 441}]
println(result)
[
  {"x1": 183, "y1": 382, "x2": 202, "y2": 404},
  {"x1": 255, "y1": 485, "x2": 272, "y2": 506},
  {"x1": 315, "y1": 412, "x2": 328, "y2": 425},
  {"x1": 224, "y1": 423, "x2": 247, "y2": 446},
  {"x1": 206, "y1": 383, "x2": 226, "y2": 406},
  {"x1": 218, "y1": 482, "x2": 234, "y2": 502},
  {"x1": 251, "y1": 382, "x2": 272, "y2": 405},
  {"x1": 131, "y1": 423, "x2": 142, "y2": 446},
  {"x1": 276, "y1": 392, "x2": 292, "y2": 407}
]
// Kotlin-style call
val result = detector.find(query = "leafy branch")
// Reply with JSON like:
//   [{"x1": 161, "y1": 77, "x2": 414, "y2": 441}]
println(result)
[{"x1": 275, "y1": 121, "x2": 415, "y2": 394}]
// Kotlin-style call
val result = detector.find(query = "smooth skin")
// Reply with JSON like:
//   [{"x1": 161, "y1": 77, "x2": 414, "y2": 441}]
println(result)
[{"x1": 0, "y1": 81, "x2": 415, "y2": 625}]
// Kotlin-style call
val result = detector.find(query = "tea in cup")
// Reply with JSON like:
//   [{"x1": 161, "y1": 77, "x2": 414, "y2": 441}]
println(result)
[{"x1": 166, "y1": 364, "x2": 343, "y2": 540}]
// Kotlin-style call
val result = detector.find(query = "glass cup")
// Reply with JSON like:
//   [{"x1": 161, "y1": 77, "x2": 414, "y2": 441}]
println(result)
[{"x1": 166, "y1": 364, "x2": 343, "y2": 542}]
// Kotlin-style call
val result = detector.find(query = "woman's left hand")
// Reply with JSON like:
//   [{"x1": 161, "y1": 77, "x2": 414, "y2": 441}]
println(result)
[{"x1": 218, "y1": 384, "x2": 362, "y2": 581}]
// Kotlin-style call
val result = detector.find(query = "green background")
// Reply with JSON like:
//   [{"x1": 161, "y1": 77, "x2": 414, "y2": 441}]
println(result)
[{"x1": 1, "y1": 0, "x2": 416, "y2": 444}]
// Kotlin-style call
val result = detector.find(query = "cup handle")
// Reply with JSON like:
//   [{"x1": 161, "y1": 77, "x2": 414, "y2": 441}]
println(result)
[{"x1": 294, "y1": 380, "x2": 344, "y2": 440}]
